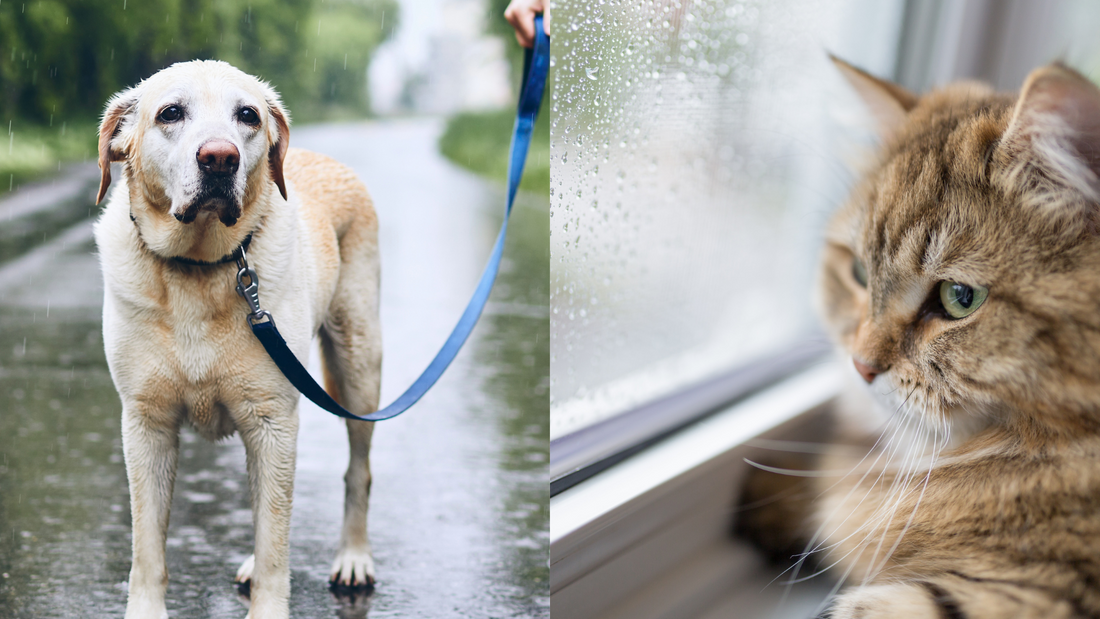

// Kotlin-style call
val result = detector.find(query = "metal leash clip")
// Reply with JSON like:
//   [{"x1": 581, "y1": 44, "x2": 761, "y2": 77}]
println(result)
[{"x1": 235, "y1": 246, "x2": 274, "y2": 326}]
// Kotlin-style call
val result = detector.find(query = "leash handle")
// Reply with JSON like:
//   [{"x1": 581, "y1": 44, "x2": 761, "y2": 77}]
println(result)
[{"x1": 250, "y1": 15, "x2": 549, "y2": 422}]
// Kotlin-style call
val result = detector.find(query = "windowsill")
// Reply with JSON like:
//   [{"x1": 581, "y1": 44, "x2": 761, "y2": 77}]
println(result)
[
  {"x1": 551, "y1": 340, "x2": 831, "y2": 495},
  {"x1": 550, "y1": 361, "x2": 844, "y2": 618}
]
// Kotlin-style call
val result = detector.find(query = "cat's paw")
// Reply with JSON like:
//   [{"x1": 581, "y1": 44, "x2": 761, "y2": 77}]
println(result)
[
  {"x1": 329, "y1": 547, "x2": 375, "y2": 589},
  {"x1": 823, "y1": 584, "x2": 941, "y2": 619}
]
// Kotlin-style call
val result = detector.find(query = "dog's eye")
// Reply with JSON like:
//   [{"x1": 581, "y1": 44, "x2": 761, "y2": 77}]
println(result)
[
  {"x1": 157, "y1": 105, "x2": 183, "y2": 123},
  {"x1": 237, "y1": 107, "x2": 260, "y2": 126}
]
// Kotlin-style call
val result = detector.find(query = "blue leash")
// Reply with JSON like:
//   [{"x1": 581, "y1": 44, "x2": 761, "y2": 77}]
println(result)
[{"x1": 236, "y1": 16, "x2": 549, "y2": 422}]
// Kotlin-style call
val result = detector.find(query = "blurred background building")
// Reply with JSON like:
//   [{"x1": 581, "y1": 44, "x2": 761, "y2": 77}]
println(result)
[{"x1": 371, "y1": 0, "x2": 513, "y2": 115}]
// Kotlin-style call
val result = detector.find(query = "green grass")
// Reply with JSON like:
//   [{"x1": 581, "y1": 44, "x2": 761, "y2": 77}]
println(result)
[
  {"x1": 0, "y1": 121, "x2": 98, "y2": 195},
  {"x1": 438, "y1": 107, "x2": 549, "y2": 196}
]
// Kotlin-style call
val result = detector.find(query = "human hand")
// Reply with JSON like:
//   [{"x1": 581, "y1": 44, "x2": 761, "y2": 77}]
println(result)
[{"x1": 503, "y1": 0, "x2": 550, "y2": 48}]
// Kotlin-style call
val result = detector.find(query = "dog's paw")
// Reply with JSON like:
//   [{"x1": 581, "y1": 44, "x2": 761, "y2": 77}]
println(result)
[
  {"x1": 329, "y1": 547, "x2": 375, "y2": 589},
  {"x1": 234, "y1": 554, "x2": 256, "y2": 588},
  {"x1": 124, "y1": 597, "x2": 169, "y2": 619}
]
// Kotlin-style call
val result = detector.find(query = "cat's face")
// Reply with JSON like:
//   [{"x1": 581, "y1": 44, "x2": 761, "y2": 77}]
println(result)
[{"x1": 819, "y1": 61, "x2": 1100, "y2": 439}]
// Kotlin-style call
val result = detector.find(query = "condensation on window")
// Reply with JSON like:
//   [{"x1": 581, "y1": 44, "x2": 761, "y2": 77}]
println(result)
[{"x1": 549, "y1": 0, "x2": 906, "y2": 439}]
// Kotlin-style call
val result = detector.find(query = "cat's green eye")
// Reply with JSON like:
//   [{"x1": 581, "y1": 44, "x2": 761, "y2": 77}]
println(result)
[
  {"x1": 852, "y1": 258, "x2": 868, "y2": 288},
  {"x1": 939, "y1": 281, "x2": 988, "y2": 319}
]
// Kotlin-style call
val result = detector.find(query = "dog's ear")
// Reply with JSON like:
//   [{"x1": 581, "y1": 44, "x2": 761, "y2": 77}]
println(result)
[
  {"x1": 267, "y1": 98, "x2": 290, "y2": 201},
  {"x1": 97, "y1": 86, "x2": 140, "y2": 205}
]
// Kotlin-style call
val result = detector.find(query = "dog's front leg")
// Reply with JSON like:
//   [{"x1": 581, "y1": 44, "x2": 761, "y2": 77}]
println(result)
[
  {"x1": 122, "y1": 407, "x2": 181, "y2": 619},
  {"x1": 237, "y1": 405, "x2": 299, "y2": 619},
  {"x1": 331, "y1": 418, "x2": 376, "y2": 587}
]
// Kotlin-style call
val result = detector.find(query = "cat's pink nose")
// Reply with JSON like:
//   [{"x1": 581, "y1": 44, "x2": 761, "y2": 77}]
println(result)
[{"x1": 853, "y1": 358, "x2": 883, "y2": 384}]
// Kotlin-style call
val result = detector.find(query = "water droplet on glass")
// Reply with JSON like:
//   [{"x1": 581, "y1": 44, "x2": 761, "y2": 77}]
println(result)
[{"x1": 585, "y1": 67, "x2": 599, "y2": 80}]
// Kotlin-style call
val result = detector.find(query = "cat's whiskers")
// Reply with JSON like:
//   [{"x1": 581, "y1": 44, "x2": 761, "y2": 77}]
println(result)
[
  {"x1": 869, "y1": 411, "x2": 951, "y2": 579},
  {"x1": 806, "y1": 402, "x2": 916, "y2": 551},
  {"x1": 776, "y1": 382, "x2": 962, "y2": 597},
  {"x1": 780, "y1": 398, "x2": 921, "y2": 588},
  {"x1": 800, "y1": 421, "x2": 936, "y2": 619},
  {"x1": 803, "y1": 396, "x2": 937, "y2": 586},
  {"x1": 853, "y1": 410, "x2": 932, "y2": 581},
  {"x1": 862, "y1": 406, "x2": 949, "y2": 582},
  {"x1": 795, "y1": 388, "x2": 918, "y2": 553},
  {"x1": 803, "y1": 449, "x2": 935, "y2": 618},
  {"x1": 779, "y1": 428, "x2": 938, "y2": 596},
  {"x1": 815, "y1": 381, "x2": 921, "y2": 499},
  {"x1": 742, "y1": 460, "x2": 854, "y2": 477},
  {"x1": 772, "y1": 397, "x2": 917, "y2": 597}
]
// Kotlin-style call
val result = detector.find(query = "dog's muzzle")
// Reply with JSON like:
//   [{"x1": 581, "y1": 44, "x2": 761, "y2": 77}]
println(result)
[{"x1": 177, "y1": 139, "x2": 244, "y2": 226}]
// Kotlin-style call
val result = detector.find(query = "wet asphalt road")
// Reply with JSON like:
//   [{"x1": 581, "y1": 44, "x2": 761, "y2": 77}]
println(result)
[{"x1": 0, "y1": 117, "x2": 549, "y2": 618}]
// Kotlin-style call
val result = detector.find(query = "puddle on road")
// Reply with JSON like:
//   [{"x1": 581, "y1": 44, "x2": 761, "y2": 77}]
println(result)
[
  {"x1": 0, "y1": 189, "x2": 549, "y2": 617},
  {"x1": 0, "y1": 307, "x2": 131, "y2": 618},
  {"x1": 474, "y1": 191, "x2": 550, "y2": 611}
]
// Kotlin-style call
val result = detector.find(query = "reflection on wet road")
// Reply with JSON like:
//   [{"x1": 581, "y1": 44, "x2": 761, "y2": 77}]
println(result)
[{"x1": 0, "y1": 118, "x2": 549, "y2": 618}]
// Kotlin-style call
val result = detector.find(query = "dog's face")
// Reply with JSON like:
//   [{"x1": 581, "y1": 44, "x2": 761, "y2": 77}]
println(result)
[{"x1": 97, "y1": 60, "x2": 289, "y2": 228}]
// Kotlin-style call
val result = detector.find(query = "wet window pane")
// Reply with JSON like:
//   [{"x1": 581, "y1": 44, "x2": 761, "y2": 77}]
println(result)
[{"x1": 549, "y1": 0, "x2": 907, "y2": 438}]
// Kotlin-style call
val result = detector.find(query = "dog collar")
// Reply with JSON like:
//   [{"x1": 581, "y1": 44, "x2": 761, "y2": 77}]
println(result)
[
  {"x1": 129, "y1": 209, "x2": 255, "y2": 266},
  {"x1": 171, "y1": 232, "x2": 254, "y2": 266}
]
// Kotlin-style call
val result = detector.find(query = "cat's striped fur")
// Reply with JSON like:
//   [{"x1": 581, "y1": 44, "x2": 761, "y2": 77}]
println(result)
[{"x1": 740, "y1": 61, "x2": 1100, "y2": 618}]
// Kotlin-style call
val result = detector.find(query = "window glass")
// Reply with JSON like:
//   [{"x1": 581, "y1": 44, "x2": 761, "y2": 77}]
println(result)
[
  {"x1": 1056, "y1": 1, "x2": 1100, "y2": 82},
  {"x1": 549, "y1": 0, "x2": 907, "y2": 439}
]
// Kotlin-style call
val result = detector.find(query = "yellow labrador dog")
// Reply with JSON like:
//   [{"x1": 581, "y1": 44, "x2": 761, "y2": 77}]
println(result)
[{"x1": 93, "y1": 60, "x2": 381, "y2": 618}]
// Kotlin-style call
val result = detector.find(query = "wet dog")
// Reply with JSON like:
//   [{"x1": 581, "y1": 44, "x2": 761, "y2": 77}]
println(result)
[{"x1": 93, "y1": 60, "x2": 381, "y2": 619}]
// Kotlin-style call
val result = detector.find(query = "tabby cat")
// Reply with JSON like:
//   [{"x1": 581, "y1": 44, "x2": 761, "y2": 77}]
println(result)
[{"x1": 739, "y1": 59, "x2": 1100, "y2": 618}]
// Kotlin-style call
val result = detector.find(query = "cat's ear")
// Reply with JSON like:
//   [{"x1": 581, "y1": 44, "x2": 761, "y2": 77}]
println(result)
[
  {"x1": 1000, "y1": 63, "x2": 1100, "y2": 202},
  {"x1": 831, "y1": 55, "x2": 918, "y2": 141}
]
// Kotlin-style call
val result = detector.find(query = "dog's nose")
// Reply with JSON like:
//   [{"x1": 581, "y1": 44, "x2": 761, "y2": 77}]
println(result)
[{"x1": 196, "y1": 140, "x2": 240, "y2": 175}]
